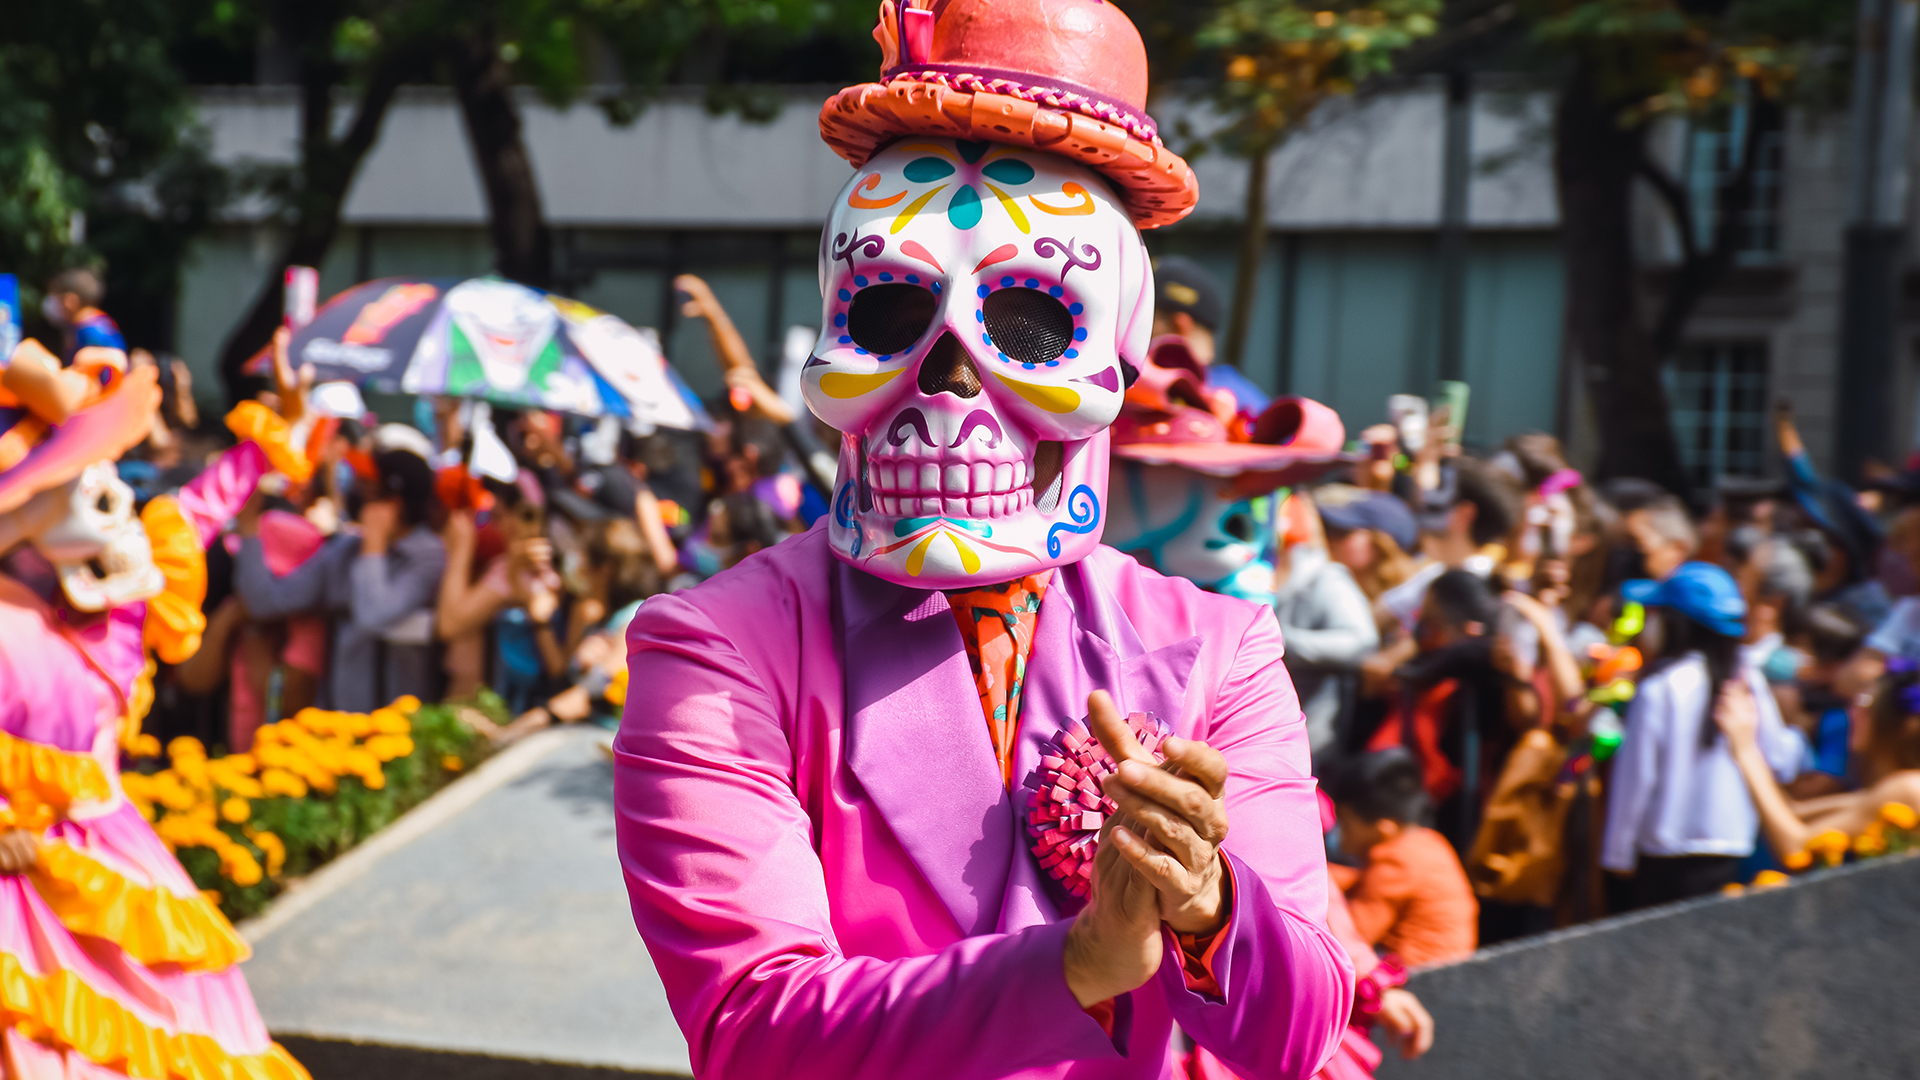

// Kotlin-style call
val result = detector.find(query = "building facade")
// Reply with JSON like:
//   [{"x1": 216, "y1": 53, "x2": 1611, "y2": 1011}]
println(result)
[{"x1": 178, "y1": 80, "x2": 1897, "y2": 483}]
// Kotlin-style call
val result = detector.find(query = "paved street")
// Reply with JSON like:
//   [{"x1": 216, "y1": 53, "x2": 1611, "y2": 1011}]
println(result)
[{"x1": 241, "y1": 727, "x2": 691, "y2": 1076}]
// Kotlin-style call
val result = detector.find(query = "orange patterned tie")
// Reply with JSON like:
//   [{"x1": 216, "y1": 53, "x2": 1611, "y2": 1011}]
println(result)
[{"x1": 946, "y1": 571, "x2": 1053, "y2": 788}]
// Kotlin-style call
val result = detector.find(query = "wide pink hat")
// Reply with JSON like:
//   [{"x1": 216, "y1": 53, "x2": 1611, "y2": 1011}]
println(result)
[
  {"x1": 820, "y1": 0, "x2": 1198, "y2": 228},
  {"x1": 1111, "y1": 344, "x2": 1353, "y2": 496}
]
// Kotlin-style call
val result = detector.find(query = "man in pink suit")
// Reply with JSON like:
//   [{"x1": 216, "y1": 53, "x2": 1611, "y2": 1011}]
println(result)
[{"x1": 614, "y1": 3, "x2": 1354, "y2": 1077}]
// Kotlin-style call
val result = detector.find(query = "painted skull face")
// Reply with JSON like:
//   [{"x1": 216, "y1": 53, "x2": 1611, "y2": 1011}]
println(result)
[
  {"x1": 805, "y1": 139, "x2": 1153, "y2": 587},
  {"x1": 33, "y1": 462, "x2": 164, "y2": 612},
  {"x1": 1105, "y1": 461, "x2": 1275, "y2": 600}
]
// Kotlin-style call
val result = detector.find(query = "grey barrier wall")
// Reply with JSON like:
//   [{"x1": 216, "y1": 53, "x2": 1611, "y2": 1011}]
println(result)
[{"x1": 1374, "y1": 851, "x2": 1920, "y2": 1080}]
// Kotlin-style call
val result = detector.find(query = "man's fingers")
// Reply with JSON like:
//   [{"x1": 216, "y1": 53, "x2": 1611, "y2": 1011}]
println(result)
[
  {"x1": 1108, "y1": 825, "x2": 1191, "y2": 896},
  {"x1": 1159, "y1": 735, "x2": 1228, "y2": 799},
  {"x1": 1108, "y1": 761, "x2": 1228, "y2": 844},
  {"x1": 1086, "y1": 690, "x2": 1152, "y2": 766},
  {"x1": 1104, "y1": 787, "x2": 1215, "y2": 871}
]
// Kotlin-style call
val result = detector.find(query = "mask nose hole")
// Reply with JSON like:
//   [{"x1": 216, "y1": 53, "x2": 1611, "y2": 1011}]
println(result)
[{"x1": 917, "y1": 332, "x2": 982, "y2": 399}]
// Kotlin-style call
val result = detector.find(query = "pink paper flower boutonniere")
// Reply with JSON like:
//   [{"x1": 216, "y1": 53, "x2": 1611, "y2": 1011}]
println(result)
[{"x1": 1026, "y1": 711, "x2": 1169, "y2": 898}]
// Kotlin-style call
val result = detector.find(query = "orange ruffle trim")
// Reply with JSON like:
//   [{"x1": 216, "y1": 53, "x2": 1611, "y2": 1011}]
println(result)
[
  {"x1": 0, "y1": 953, "x2": 308, "y2": 1080},
  {"x1": 140, "y1": 496, "x2": 209, "y2": 667},
  {"x1": 223, "y1": 403, "x2": 313, "y2": 484},
  {"x1": 0, "y1": 732, "x2": 110, "y2": 831},
  {"x1": 29, "y1": 843, "x2": 250, "y2": 974}
]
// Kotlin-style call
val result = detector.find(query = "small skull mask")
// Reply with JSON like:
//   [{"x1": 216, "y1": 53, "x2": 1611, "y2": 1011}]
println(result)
[
  {"x1": 27, "y1": 462, "x2": 165, "y2": 612},
  {"x1": 1104, "y1": 462, "x2": 1273, "y2": 595},
  {"x1": 805, "y1": 138, "x2": 1153, "y2": 587}
]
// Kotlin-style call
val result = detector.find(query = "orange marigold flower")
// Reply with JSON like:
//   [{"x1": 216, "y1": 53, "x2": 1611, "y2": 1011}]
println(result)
[
  {"x1": 1751, "y1": 870, "x2": 1790, "y2": 889},
  {"x1": 441, "y1": 755, "x2": 465, "y2": 773},
  {"x1": 1880, "y1": 802, "x2": 1918, "y2": 830},
  {"x1": 220, "y1": 798, "x2": 250, "y2": 824},
  {"x1": 1783, "y1": 849, "x2": 1813, "y2": 871}
]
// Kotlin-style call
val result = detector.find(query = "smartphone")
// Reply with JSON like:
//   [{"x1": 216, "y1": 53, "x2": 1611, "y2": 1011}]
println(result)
[
  {"x1": 1387, "y1": 394, "x2": 1428, "y2": 453},
  {"x1": 283, "y1": 266, "x2": 318, "y2": 330},
  {"x1": 1435, "y1": 380, "x2": 1470, "y2": 448}
]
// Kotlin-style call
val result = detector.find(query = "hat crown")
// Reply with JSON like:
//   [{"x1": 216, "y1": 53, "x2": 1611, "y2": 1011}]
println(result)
[{"x1": 887, "y1": 0, "x2": 1150, "y2": 119}]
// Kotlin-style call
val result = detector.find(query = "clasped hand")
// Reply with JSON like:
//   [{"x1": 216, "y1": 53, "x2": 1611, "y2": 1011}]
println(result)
[{"x1": 1063, "y1": 690, "x2": 1230, "y2": 1008}]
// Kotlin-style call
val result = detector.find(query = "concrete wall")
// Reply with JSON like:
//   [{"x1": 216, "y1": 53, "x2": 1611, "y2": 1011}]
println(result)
[{"x1": 1375, "y1": 852, "x2": 1920, "y2": 1080}]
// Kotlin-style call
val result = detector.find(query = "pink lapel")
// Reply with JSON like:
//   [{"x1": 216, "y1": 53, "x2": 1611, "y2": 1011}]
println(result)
[
  {"x1": 834, "y1": 556, "x2": 1205, "y2": 938},
  {"x1": 836, "y1": 560, "x2": 1013, "y2": 937}
]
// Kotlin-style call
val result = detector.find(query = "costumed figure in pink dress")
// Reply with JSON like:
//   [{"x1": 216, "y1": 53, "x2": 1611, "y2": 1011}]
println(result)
[
  {"x1": 1104, "y1": 348, "x2": 1351, "y2": 605},
  {"x1": 0, "y1": 337, "x2": 309, "y2": 1079},
  {"x1": 615, "y1": 3, "x2": 1354, "y2": 1078}
]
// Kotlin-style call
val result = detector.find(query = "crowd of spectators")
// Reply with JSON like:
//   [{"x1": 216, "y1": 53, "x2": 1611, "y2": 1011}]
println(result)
[
  {"x1": 1267, "y1": 390, "x2": 1920, "y2": 962},
  {"x1": 137, "y1": 273, "x2": 823, "y2": 754},
  {"x1": 105, "y1": 255, "x2": 1920, "y2": 980}
]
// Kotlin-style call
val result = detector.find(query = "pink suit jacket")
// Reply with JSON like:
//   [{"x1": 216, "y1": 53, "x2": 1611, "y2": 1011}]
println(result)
[{"x1": 615, "y1": 524, "x2": 1352, "y2": 1079}]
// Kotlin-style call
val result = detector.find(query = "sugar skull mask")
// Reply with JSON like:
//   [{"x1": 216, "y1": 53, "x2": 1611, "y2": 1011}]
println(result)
[
  {"x1": 1104, "y1": 461, "x2": 1277, "y2": 602},
  {"x1": 805, "y1": 138, "x2": 1154, "y2": 587},
  {"x1": 3, "y1": 461, "x2": 165, "y2": 612}
]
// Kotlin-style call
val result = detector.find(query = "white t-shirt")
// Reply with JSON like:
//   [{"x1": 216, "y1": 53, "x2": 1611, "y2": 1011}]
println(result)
[{"x1": 1601, "y1": 654, "x2": 1808, "y2": 870}]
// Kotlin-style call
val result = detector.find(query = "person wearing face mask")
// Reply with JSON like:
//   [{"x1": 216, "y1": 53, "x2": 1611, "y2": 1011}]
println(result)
[
  {"x1": 614, "y1": 4, "x2": 1353, "y2": 1078},
  {"x1": 41, "y1": 269, "x2": 125, "y2": 364},
  {"x1": 0, "y1": 336, "x2": 311, "y2": 1078},
  {"x1": 232, "y1": 424, "x2": 448, "y2": 712},
  {"x1": 1147, "y1": 257, "x2": 1269, "y2": 417}
]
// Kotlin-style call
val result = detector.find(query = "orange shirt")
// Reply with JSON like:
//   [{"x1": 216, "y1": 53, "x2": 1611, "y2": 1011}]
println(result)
[{"x1": 1330, "y1": 825, "x2": 1477, "y2": 967}]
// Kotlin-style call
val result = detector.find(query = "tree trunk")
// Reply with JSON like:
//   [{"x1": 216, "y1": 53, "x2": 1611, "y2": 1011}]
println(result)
[
  {"x1": 450, "y1": 28, "x2": 553, "y2": 289},
  {"x1": 1554, "y1": 62, "x2": 1690, "y2": 495},
  {"x1": 214, "y1": 52, "x2": 406, "y2": 406},
  {"x1": 1222, "y1": 142, "x2": 1270, "y2": 371}
]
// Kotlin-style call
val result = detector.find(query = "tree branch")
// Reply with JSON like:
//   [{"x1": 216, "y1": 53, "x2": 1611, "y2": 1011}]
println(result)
[{"x1": 1635, "y1": 145, "x2": 1699, "y2": 265}]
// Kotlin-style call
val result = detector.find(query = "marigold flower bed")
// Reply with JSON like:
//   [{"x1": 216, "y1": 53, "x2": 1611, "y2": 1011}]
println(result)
[
  {"x1": 122, "y1": 694, "x2": 501, "y2": 920},
  {"x1": 1728, "y1": 802, "x2": 1920, "y2": 895}
]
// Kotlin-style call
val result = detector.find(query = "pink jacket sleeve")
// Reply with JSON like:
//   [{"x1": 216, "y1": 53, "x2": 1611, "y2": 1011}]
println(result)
[
  {"x1": 172, "y1": 441, "x2": 270, "y2": 549},
  {"x1": 1161, "y1": 611, "x2": 1355, "y2": 1079},
  {"x1": 613, "y1": 596, "x2": 1121, "y2": 1080}
]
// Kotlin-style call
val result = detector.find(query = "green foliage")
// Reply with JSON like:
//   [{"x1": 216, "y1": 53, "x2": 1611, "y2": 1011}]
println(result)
[
  {"x1": 189, "y1": 696, "x2": 497, "y2": 921},
  {"x1": 0, "y1": 0, "x2": 230, "y2": 329},
  {"x1": 1524, "y1": 0, "x2": 1854, "y2": 119},
  {"x1": 1191, "y1": 0, "x2": 1442, "y2": 157}
]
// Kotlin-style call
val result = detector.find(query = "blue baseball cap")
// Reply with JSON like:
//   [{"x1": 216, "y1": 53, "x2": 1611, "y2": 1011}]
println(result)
[
  {"x1": 1621, "y1": 561, "x2": 1747, "y2": 638},
  {"x1": 1312, "y1": 484, "x2": 1420, "y2": 556}
]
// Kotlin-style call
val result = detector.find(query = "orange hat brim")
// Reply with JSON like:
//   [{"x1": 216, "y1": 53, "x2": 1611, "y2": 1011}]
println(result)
[
  {"x1": 0, "y1": 365, "x2": 160, "y2": 516},
  {"x1": 820, "y1": 80, "x2": 1198, "y2": 229}
]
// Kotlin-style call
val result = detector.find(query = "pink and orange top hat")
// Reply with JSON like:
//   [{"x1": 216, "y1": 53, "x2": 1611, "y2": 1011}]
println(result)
[{"x1": 820, "y1": 0, "x2": 1199, "y2": 228}]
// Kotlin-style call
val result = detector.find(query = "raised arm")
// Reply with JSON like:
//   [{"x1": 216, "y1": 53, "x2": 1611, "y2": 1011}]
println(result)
[
  {"x1": 1716, "y1": 679, "x2": 1819, "y2": 860},
  {"x1": 675, "y1": 273, "x2": 796, "y2": 425},
  {"x1": 435, "y1": 512, "x2": 509, "y2": 640}
]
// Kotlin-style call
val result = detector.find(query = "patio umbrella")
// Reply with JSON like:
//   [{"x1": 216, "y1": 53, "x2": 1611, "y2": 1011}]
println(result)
[{"x1": 250, "y1": 276, "x2": 708, "y2": 429}]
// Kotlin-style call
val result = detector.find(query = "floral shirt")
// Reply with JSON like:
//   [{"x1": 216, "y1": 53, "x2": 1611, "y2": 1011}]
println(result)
[{"x1": 945, "y1": 571, "x2": 1052, "y2": 788}]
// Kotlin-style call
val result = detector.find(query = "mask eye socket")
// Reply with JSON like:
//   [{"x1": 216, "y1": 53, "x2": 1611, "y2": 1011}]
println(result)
[
  {"x1": 846, "y1": 283, "x2": 938, "y2": 356},
  {"x1": 1222, "y1": 512, "x2": 1256, "y2": 543},
  {"x1": 983, "y1": 287, "x2": 1075, "y2": 366}
]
